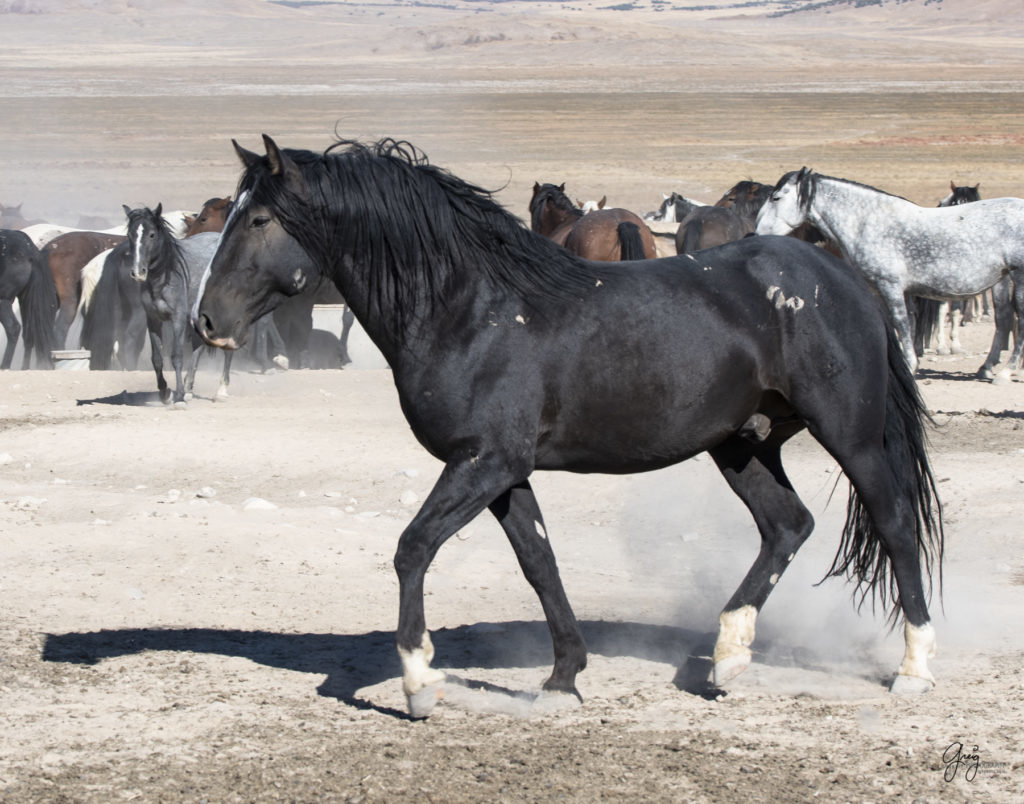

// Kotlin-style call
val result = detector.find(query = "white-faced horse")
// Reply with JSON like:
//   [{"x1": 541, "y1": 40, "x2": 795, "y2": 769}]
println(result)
[{"x1": 756, "y1": 168, "x2": 1024, "y2": 373}]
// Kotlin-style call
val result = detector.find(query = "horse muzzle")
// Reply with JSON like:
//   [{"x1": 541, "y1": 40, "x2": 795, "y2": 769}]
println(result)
[{"x1": 193, "y1": 310, "x2": 241, "y2": 351}]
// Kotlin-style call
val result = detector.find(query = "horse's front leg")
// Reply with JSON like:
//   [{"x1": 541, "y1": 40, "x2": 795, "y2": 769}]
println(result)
[
  {"x1": 0, "y1": 300, "x2": 21, "y2": 370},
  {"x1": 881, "y1": 283, "x2": 918, "y2": 372},
  {"x1": 146, "y1": 313, "x2": 170, "y2": 403},
  {"x1": 169, "y1": 314, "x2": 188, "y2": 405},
  {"x1": 394, "y1": 448, "x2": 529, "y2": 718},
  {"x1": 216, "y1": 350, "x2": 233, "y2": 400}
]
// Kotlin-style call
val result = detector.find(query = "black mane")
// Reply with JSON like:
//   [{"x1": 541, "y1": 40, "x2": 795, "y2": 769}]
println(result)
[{"x1": 237, "y1": 139, "x2": 600, "y2": 331}]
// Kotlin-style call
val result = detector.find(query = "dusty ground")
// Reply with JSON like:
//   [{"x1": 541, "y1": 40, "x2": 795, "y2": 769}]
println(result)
[{"x1": 2, "y1": 0, "x2": 1024, "y2": 801}]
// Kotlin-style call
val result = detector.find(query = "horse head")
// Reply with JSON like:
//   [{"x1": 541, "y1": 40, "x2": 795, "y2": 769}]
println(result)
[
  {"x1": 755, "y1": 168, "x2": 814, "y2": 236},
  {"x1": 123, "y1": 203, "x2": 168, "y2": 282},
  {"x1": 194, "y1": 137, "x2": 319, "y2": 351}
]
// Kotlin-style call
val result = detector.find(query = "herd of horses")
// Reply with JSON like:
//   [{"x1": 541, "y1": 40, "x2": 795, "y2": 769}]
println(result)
[{"x1": 4, "y1": 138, "x2": 1023, "y2": 717}]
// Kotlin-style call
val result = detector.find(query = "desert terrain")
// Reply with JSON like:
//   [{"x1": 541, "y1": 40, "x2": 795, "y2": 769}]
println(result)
[{"x1": 1, "y1": 0, "x2": 1023, "y2": 801}]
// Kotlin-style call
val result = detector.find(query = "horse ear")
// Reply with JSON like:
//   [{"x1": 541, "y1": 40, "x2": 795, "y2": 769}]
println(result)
[
  {"x1": 262, "y1": 135, "x2": 303, "y2": 189},
  {"x1": 557, "y1": 183, "x2": 565, "y2": 192},
  {"x1": 950, "y1": 180, "x2": 957, "y2": 192},
  {"x1": 233, "y1": 139, "x2": 262, "y2": 170},
  {"x1": 184, "y1": 214, "x2": 196, "y2": 227},
  {"x1": 154, "y1": 203, "x2": 163, "y2": 219},
  {"x1": 122, "y1": 204, "x2": 132, "y2": 218},
  {"x1": 598, "y1": 196, "x2": 606, "y2": 209}
]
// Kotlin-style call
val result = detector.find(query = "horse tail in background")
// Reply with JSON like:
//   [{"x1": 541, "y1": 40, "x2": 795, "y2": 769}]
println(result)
[
  {"x1": 616, "y1": 222, "x2": 646, "y2": 261},
  {"x1": 827, "y1": 324, "x2": 944, "y2": 623},
  {"x1": 680, "y1": 219, "x2": 703, "y2": 255},
  {"x1": 81, "y1": 248, "x2": 120, "y2": 370},
  {"x1": 19, "y1": 249, "x2": 58, "y2": 369},
  {"x1": 912, "y1": 296, "x2": 941, "y2": 355}
]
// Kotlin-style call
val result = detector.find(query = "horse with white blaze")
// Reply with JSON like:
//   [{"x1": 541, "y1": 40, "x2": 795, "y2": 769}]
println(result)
[{"x1": 195, "y1": 136, "x2": 944, "y2": 718}]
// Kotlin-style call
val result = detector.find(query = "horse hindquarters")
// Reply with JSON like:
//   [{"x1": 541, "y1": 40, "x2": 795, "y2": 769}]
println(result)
[{"x1": 807, "y1": 326, "x2": 942, "y2": 691}]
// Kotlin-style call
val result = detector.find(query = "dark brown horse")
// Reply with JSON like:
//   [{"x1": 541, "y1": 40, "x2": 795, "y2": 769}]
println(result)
[
  {"x1": 43, "y1": 230, "x2": 126, "y2": 347},
  {"x1": 530, "y1": 183, "x2": 656, "y2": 261},
  {"x1": 675, "y1": 180, "x2": 772, "y2": 254}
]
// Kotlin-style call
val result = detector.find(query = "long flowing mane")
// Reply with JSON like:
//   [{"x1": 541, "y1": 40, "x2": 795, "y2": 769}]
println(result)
[{"x1": 236, "y1": 139, "x2": 600, "y2": 331}]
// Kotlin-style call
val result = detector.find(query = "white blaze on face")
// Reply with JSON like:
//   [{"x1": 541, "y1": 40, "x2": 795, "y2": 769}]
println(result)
[{"x1": 131, "y1": 222, "x2": 145, "y2": 277}]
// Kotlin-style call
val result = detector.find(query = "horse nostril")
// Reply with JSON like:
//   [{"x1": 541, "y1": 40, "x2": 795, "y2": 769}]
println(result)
[{"x1": 196, "y1": 312, "x2": 214, "y2": 338}]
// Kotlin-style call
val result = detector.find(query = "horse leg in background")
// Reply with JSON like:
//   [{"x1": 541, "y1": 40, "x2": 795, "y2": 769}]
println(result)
[
  {"x1": 948, "y1": 303, "x2": 964, "y2": 354},
  {"x1": 214, "y1": 350, "x2": 233, "y2": 400},
  {"x1": 168, "y1": 314, "x2": 189, "y2": 406},
  {"x1": 488, "y1": 481, "x2": 587, "y2": 702},
  {"x1": 978, "y1": 276, "x2": 1014, "y2": 380},
  {"x1": 0, "y1": 299, "x2": 21, "y2": 369},
  {"x1": 906, "y1": 295, "x2": 923, "y2": 357},
  {"x1": 145, "y1": 311, "x2": 171, "y2": 403},
  {"x1": 339, "y1": 305, "x2": 355, "y2": 367},
  {"x1": 706, "y1": 434, "x2": 814, "y2": 687},
  {"x1": 881, "y1": 282, "x2": 919, "y2": 372},
  {"x1": 120, "y1": 304, "x2": 148, "y2": 370},
  {"x1": 934, "y1": 301, "x2": 952, "y2": 355},
  {"x1": 394, "y1": 452, "x2": 528, "y2": 718},
  {"x1": 264, "y1": 314, "x2": 289, "y2": 370},
  {"x1": 992, "y1": 276, "x2": 1024, "y2": 384}
]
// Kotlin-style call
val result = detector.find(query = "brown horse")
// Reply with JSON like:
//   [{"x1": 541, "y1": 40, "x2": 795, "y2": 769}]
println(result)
[
  {"x1": 676, "y1": 180, "x2": 773, "y2": 254},
  {"x1": 530, "y1": 182, "x2": 656, "y2": 261},
  {"x1": 43, "y1": 231, "x2": 126, "y2": 347},
  {"x1": 183, "y1": 196, "x2": 233, "y2": 237}
]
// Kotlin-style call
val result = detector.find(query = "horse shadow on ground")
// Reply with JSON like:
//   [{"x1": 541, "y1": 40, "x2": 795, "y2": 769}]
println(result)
[
  {"x1": 76, "y1": 390, "x2": 166, "y2": 407},
  {"x1": 42, "y1": 620, "x2": 889, "y2": 717}
]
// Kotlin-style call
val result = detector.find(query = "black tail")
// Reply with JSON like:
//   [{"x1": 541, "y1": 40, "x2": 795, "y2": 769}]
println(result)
[
  {"x1": 829, "y1": 326, "x2": 944, "y2": 623},
  {"x1": 910, "y1": 296, "x2": 941, "y2": 356},
  {"x1": 18, "y1": 250, "x2": 58, "y2": 369},
  {"x1": 680, "y1": 219, "x2": 703, "y2": 254},
  {"x1": 81, "y1": 246, "x2": 121, "y2": 370},
  {"x1": 615, "y1": 222, "x2": 646, "y2": 261}
]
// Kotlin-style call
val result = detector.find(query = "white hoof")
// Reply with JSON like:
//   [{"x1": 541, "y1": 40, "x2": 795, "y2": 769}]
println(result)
[
  {"x1": 215, "y1": 385, "x2": 230, "y2": 401},
  {"x1": 712, "y1": 651, "x2": 751, "y2": 686},
  {"x1": 184, "y1": 392, "x2": 194, "y2": 402},
  {"x1": 406, "y1": 679, "x2": 445, "y2": 719},
  {"x1": 172, "y1": 400, "x2": 188, "y2": 411},
  {"x1": 272, "y1": 354, "x2": 289, "y2": 370},
  {"x1": 992, "y1": 369, "x2": 1013, "y2": 386},
  {"x1": 890, "y1": 674, "x2": 934, "y2": 696}
]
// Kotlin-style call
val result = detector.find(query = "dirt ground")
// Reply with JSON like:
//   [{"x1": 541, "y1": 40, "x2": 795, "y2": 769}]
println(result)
[{"x1": 2, "y1": 1, "x2": 1024, "y2": 801}]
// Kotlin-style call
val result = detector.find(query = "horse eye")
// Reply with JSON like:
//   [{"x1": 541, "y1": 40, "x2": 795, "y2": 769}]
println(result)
[{"x1": 251, "y1": 216, "x2": 271, "y2": 229}]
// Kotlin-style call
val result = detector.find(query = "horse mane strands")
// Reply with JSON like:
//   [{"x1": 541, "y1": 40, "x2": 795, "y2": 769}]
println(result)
[{"x1": 241, "y1": 138, "x2": 596, "y2": 334}]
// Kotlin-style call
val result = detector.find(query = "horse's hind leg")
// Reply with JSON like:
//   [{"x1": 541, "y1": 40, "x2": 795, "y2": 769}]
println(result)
[
  {"x1": 993, "y1": 276, "x2": 1024, "y2": 383},
  {"x1": 978, "y1": 276, "x2": 1013, "y2": 380},
  {"x1": 489, "y1": 480, "x2": 587, "y2": 701},
  {"x1": 707, "y1": 435, "x2": 815, "y2": 687}
]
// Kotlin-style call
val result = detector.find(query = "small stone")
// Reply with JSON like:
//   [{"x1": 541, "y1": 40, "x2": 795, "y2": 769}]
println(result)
[
  {"x1": 242, "y1": 497, "x2": 278, "y2": 511},
  {"x1": 196, "y1": 486, "x2": 216, "y2": 499}
]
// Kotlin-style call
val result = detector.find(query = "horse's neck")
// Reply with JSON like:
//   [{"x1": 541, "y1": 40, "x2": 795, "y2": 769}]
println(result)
[{"x1": 809, "y1": 179, "x2": 906, "y2": 248}]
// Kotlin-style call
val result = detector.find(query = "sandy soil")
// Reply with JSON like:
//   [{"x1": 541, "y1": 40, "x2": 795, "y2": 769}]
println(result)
[{"x1": 2, "y1": 0, "x2": 1024, "y2": 801}]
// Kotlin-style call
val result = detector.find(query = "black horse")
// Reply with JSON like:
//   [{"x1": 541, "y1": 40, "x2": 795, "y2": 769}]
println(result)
[
  {"x1": 195, "y1": 136, "x2": 944, "y2": 717},
  {"x1": 0, "y1": 228, "x2": 58, "y2": 369}
]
